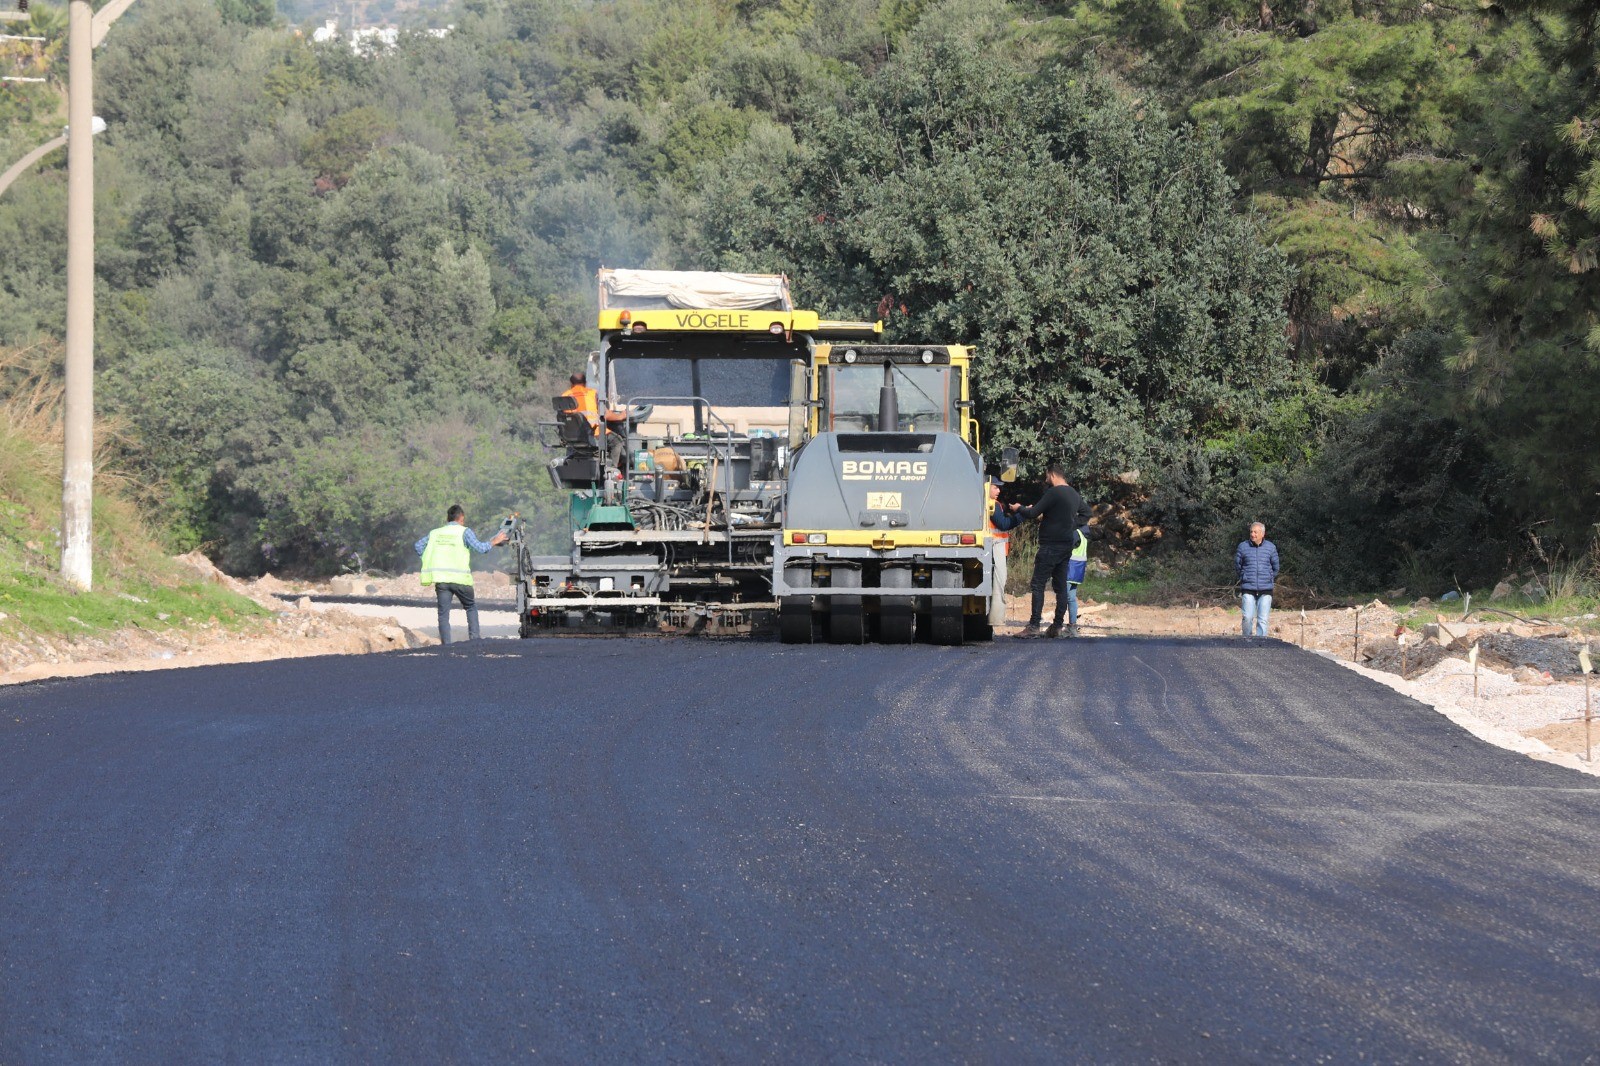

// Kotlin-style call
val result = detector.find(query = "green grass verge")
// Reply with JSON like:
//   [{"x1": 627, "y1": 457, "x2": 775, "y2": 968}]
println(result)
[
  {"x1": 1386, "y1": 589, "x2": 1600, "y2": 632},
  {"x1": 0, "y1": 570, "x2": 270, "y2": 641}
]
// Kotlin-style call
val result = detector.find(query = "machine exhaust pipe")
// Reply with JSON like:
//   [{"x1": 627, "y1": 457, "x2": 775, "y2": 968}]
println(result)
[{"x1": 878, "y1": 361, "x2": 899, "y2": 432}]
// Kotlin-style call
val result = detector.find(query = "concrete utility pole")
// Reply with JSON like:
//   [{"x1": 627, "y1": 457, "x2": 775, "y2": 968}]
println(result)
[
  {"x1": 0, "y1": 0, "x2": 134, "y2": 589},
  {"x1": 60, "y1": 0, "x2": 94, "y2": 589}
]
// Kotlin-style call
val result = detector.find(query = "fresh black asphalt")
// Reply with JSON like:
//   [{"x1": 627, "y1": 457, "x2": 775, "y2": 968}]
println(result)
[{"x1": 2, "y1": 636, "x2": 1598, "y2": 1062}]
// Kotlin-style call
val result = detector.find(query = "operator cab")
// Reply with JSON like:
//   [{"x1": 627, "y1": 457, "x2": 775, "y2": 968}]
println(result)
[
  {"x1": 812, "y1": 345, "x2": 979, "y2": 447},
  {"x1": 547, "y1": 269, "x2": 880, "y2": 525}
]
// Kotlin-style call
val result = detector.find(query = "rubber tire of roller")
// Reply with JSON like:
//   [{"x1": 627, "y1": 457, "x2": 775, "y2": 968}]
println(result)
[
  {"x1": 826, "y1": 566, "x2": 865, "y2": 645},
  {"x1": 879, "y1": 567, "x2": 915, "y2": 644},
  {"x1": 879, "y1": 601, "x2": 914, "y2": 644},
  {"x1": 829, "y1": 595, "x2": 865, "y2": 644},
  {"x1": 962, "y1": 613, "x2": 994, "y2": 642},
  {"x1": 778, "y1": 597, "x2": 815, "y2": 644},
  {"x1": 928, "y1": 596, "x2": 964, "y2": 646},
  {"x1": 927, "y1": 567, "x2": 965, "y2": 647}
]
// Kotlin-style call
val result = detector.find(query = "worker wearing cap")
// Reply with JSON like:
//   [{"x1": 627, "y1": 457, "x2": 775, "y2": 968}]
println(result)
[
  {"x1": 988, "y1": 478, "x2": 1021, "y2": 627},
  {"x1": 560, "y1": 372, "x2": 599, "y2": 426},
  {"x1": 416, "y1": 504, "x2": 508, "y2": 643}
]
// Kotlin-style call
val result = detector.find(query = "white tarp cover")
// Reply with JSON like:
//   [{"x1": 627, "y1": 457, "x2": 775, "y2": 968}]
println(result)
[{"x1": 599, "y1": 269, "x2": 791, "y2": 311}]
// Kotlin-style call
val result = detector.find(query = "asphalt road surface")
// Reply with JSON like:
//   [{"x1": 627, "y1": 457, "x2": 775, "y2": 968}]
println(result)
[{"x1": 3, "y1": 637, "x2": 1598, "y2": 1062}]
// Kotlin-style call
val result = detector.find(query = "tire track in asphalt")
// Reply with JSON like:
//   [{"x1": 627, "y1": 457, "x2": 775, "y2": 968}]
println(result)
[{"x1": 2, "y1": 636, "x2": 1598, "y2": 1061}]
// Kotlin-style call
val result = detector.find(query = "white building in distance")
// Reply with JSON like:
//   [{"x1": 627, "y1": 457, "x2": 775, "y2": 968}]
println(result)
[{"x1": 310, "y1": 20, "x2": 452, "y2": 54}]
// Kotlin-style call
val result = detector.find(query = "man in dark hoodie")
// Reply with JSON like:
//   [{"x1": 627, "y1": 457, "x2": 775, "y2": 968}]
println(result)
[{"x1": 1015, "y1": 463, "x2": 1092, "y2": 638}]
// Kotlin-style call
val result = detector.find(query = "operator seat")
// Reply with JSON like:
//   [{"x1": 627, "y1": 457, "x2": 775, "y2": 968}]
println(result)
[
  {"x1": 553, "y1": 396, "x2": 597, "y2": 450},
  {"x1": 549, "y1": 395, "x2": 603, "y2": 489}
]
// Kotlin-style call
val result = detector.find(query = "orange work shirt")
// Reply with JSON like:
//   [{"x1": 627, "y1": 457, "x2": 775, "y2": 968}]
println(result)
[{"x1": 561, "y1": 384, "x2": 599, "y2": 425}]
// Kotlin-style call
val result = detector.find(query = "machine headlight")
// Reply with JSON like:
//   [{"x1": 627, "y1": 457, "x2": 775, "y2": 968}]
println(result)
[
  {"x1": 842, "y1": 349, "x2": 857, "y2": 364},
  {"x1": 940, "y1": 533, "x2": 959, "y2": 545},
  {"x1": 920, "y1": 349, "x2": 935, "y2": 364},
  {"x1": 806, "y1": 533, "x2": 828, "y2": 545}
]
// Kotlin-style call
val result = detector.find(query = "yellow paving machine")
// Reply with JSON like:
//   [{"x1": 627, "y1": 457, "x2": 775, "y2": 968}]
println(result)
[{"x1": 514, "y1": 270, "x2": 1010, "y2": 644}]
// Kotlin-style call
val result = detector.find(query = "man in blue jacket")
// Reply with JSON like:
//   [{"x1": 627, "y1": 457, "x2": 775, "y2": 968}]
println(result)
[{"x1": 1235, "y1": 521, "x2": 1280, "y2": 638}]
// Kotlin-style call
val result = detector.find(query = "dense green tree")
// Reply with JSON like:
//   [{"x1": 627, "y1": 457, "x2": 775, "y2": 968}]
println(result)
[
  {"x1": 1262, "y1": 333, "x2": 1515, "y2": 592},
  {"x1": 695, "y1": 3, "x2": 1295, "y2": 526},
  {"x1": 7, "y1": 0, "x2": 1598, "y2": 584},
  {"x1": 1409, "y1": 3, "x2": 1600, "y2": 549},
  {"x1": 215, "y1": 0, "x2": 276, "y2": 26}
]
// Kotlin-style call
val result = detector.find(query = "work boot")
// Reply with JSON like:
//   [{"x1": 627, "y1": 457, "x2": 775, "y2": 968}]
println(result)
[
  {"x1": 1021, "y1": 621, "x2": 1041, "y2": 637},
  {"x1": 1045, "y1": 622, "x2": 1061, "y2": 639},
  {"x1": 1066, "y1": 624, "x2": 1080, "y2": 639}
]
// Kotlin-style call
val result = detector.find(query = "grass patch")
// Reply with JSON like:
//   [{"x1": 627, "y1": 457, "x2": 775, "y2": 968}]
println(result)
[
  {"x1": 0, "y1": 344, "x2": 270, "y2": 645},
  {"x1": 0, "y1": 571, "x2": 268, "y2": 640},
  {"x1": 1382, "y1": 585, "x2": 1599, "y2": 637},
  {"x1": 1088, "y1": 559, "x2": 1159, "y2": 604},
  {"x1": 1005, "y1": 523, "x2": 1159, "y2": 604}
]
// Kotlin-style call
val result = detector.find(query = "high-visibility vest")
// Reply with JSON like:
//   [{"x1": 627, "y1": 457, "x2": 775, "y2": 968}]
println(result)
[
  {"x1": 420, "y1": 524, "x2": 474, "y2": 587},
  {"x1": 1066, "y1": 526, "x2": 1090, "y2": 586},
  {"x1": 561, "y1": 384, "x2": 599, "y2": 425},
  {"x1": 988, "y1": 507, "x2": 1010, "y2": 556}
]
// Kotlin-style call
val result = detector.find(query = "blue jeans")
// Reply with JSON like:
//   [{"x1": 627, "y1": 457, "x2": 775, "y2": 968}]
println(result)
[
  {"x1": 435, "y1": 582, "x2": 480, "y2": 643},
  {"x1": 1241, "y1": 591, "x2": 1272, "y2": 637}
]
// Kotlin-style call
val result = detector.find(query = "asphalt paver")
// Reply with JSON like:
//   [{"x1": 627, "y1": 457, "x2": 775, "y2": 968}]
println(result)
[{"x1": 2, "y1": 636, "x2": 1598, "y2": 1061}]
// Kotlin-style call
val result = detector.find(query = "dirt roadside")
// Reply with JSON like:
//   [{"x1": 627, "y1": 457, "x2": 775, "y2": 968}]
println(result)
[
  {"x1": 3, "y1": 561, "x2": 1596, "y2": 776},
  {"x1": 0, "y1": 556, "x2": 437, "y2": 688}
]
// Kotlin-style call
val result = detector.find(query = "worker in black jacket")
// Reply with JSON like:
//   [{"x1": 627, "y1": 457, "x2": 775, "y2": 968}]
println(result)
[{"x1": 1014, "y1": 463, "x2": 1092, "y2": 638}]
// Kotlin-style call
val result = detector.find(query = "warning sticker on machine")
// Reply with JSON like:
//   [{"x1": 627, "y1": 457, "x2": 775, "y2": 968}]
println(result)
[{"x1": 866, "y1": 492, "x2": 903, "y2": 510}]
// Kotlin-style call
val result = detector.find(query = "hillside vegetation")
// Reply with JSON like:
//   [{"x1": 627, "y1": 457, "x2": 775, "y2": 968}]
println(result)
[
  {"x1": 1, "y1": 0, "x2": 1596, "y2": 593},
  {"x1": 0, "y1": 350, "x2": 267, "y2": 640}
]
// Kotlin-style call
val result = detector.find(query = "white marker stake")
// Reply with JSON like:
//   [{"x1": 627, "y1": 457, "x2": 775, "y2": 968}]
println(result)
[
  {"x1": 1582, "y1": 646, "x2": 1593, "y2": 762},
  {"x1": 1399, "y1": 631, "x2": 1408, "y2": 680},
  {"x1": 1469, "y1": 642, "x2": 1480, "y2": 699},
  {"x1": 1300, "y1": 608, "x2": 1306, "y2": 648}
]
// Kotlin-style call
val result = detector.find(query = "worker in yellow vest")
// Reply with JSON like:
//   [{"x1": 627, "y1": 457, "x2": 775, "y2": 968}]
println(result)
[{"x1": 415, "y1": 504, "x2": 508, "y2": 643}]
